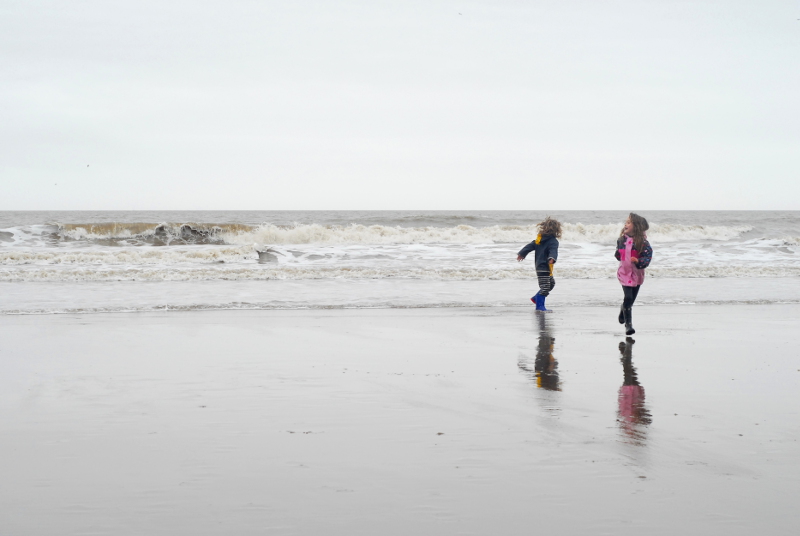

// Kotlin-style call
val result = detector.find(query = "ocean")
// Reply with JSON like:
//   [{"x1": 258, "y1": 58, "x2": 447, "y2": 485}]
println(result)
[{"x1": 2, "y1": 210, "x2": 799, "y2": 314}]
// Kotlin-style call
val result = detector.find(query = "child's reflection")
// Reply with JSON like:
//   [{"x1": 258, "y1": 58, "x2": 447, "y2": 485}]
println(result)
[
  {"x1": 518, "y1": 314, "x2": 560, "y2": 391},
  {"x1": 617, "y1": 338, "x2": 651, "y2": 445}
]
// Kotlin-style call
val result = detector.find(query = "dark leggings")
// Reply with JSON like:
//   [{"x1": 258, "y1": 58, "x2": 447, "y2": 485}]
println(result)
[
  {"x1": 622, "y1": 285, "x2": 640, "y2": 309},
  {"x1": 537, "y1": 271, "x2": 556, "y2": 296}
]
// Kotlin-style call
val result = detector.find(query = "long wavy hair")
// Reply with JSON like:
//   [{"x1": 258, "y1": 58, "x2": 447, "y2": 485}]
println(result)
[
  {"x1": 621, "y1": 213, "x2": 649, "y2": 251},
  {"x1": 538, "y1": 217, "x2": 562, "y2": 238}
]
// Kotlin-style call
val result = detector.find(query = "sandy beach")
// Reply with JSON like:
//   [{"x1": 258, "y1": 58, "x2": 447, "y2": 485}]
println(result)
[{"x1": 1, "y1": 304, "x2": 798, "y2": 535}]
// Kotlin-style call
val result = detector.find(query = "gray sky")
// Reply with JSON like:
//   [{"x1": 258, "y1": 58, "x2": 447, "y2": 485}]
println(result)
[{"x1": 2, "y1": 0, "x2": 799, "y2": 210}]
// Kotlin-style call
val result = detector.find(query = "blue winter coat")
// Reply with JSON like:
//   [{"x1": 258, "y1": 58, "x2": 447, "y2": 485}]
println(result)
[{"x1": 518, "y1": 234, "x2": 559, "y2": 272}]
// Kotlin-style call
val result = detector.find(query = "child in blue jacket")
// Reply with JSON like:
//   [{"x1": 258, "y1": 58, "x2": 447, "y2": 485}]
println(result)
[{"x1": 517, "y1": 217, "x2": 561, "y2": 311}]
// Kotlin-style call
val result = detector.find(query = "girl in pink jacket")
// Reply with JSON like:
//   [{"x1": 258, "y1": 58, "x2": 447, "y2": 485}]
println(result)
[{"x1": 615, "y1": 213, "x2": 653, "y2": 335}]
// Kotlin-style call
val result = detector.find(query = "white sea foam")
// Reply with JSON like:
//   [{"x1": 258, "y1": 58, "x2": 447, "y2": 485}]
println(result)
[{"x1": 0, "y1": 246, "x2": 254, "y2": 265}]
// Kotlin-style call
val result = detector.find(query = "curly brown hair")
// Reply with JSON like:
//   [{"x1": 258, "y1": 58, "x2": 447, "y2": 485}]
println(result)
[{"x1": 537, "y1": 217, "x2": 562, "y2": 238}]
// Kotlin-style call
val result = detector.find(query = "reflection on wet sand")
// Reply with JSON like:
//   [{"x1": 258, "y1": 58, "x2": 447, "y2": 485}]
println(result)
[
  {"x1": 617, "y1": 338, "x2": 652, "y2": 445},
  {"x1": 518, "y1": 313, "x2": 560, "y2": 391}
]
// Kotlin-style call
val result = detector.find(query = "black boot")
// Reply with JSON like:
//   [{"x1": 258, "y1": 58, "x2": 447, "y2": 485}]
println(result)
[
  {"x1": 618, "y1": 305, "x2": 625, "y2": 324},
  {"x1": 623, "y1": 308, "x2": 635, "y2": 336}
]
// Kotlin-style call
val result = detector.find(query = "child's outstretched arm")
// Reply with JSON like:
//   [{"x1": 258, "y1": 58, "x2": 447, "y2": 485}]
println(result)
[{"x1": 517, "y1": 240, "x2": 537, "y2": 262}]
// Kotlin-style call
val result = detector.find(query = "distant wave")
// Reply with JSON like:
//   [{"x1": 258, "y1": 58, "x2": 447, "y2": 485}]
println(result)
[
  {"x1": 2, "y1": 264, "x2": 798, "y2": 282},
  {"x1": 38, "y1": 221, "x2": 755, "y2": 246}
]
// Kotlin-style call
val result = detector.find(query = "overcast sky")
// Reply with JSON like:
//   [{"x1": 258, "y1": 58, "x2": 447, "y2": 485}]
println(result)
[{"x1": 2, "y1": 0, "x2": 798, "y2": 210}]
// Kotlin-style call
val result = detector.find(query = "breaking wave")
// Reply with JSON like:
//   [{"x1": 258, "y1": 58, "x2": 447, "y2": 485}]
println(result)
[
  {"x1": 58, "y1": 222, "x2": 255, "y2": 245},
  {"x1": 42, "y1": 221, "x2": 755, "y2": 246}
]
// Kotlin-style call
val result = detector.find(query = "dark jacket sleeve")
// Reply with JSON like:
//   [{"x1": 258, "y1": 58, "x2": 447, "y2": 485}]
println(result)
[
  {"x1": 635, "y1": 241, "x2": 653, "y2": 269},
  {"x1": 518, "y1": 241, "x2": 537, "y2": 259},
  {"x1": 614, "y1": 237, "x2": 623, "y2": 261},
  {"x1": 547, "y1": 240, "x2": 559, "y2": 263}
]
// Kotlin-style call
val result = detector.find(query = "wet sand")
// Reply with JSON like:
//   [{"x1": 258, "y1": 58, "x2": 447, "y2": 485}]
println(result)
[{"x1": 1, "y1": 305, "x2": 798, "y2": 535}]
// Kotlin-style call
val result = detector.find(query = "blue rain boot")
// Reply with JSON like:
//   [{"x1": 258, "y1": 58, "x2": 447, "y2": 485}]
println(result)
[
  {"x1": 531, "y1": 291, "x2": 541, "y2": 305},
  {"x1": 535, "y1": 293, "x2": 549, "y2": 312}
]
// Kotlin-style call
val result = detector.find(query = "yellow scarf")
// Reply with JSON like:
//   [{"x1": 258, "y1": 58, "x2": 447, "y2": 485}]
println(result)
[{"x1": 535, "y1": 234, "x2": 554, "y2": 276}]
